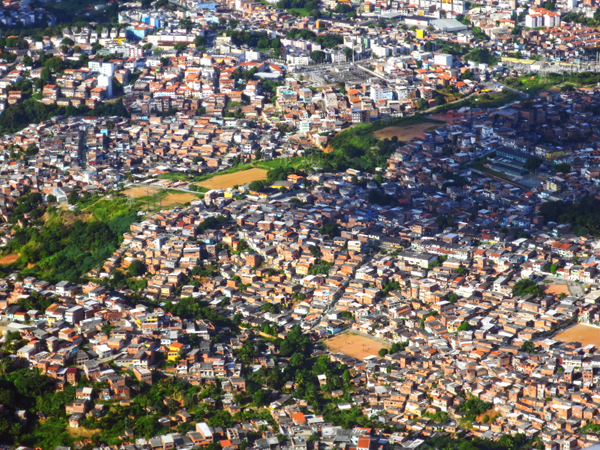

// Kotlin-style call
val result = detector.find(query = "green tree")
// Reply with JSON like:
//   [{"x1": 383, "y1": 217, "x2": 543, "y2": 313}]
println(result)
[
  {"x1": 457, "y1": 321, "x2": 471, "y2": 332},
  {"x1": 252, "y1": 389, "x2": 270, "y2": 406},
  {"x1": 334, "y1": 3, "x2": 352, "y2": 13},
  {"x1": 342, "y1": 369, "x2": 351, "y2": 385},
  {"x1": 455, "y1": 266, "x2": 468, "y2": 276},
  {"x1": 194, "y1": 36, "x2": 207, "y2": 48},
  {"x1": 525, "y1": 157, "x2": 542, "y2": 172},
  {"x1": 310, "y1": 50, "x2": 326, "y2": 62},
  {"x1": 44, "y1": 56, "x2": 64, "y2": 73},
  {"x1": 128, "y1": 260, "x2": 146, "y2": 277},
  {"x1": 67, "y1": 190, "x2": 79, "y2": 205},
  {"x1": 40, "y1": 68, "x2": 51, "y2": 83},
  {"x1": 521, "y1": 340, "x2": 536, "y2": 354},
  {"x1": 512, "y1": 278, "x2": 543, "y2": 297}
]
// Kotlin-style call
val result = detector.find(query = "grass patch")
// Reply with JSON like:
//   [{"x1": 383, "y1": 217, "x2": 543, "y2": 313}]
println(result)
[
  {"x1": 6, "y1": 195, "x2": 140, "y2": 282},
  {"x1": 503, "y1": 71, "x2": 600, "y2": 95},
  {"x1": 287, "y1": 7, "x2": 310, "y2": 15},
  {"x1": 431, "y1": 90, "x2": 522, "y2": 114},
  {"x1": 326, "y1": 115, "x2": 444, "y2": 172},
  {"x1": 84, "y1": 195, "x2": 139, "y2": 221},
  {"x1": 158, "y1": 157, "x2": 310, "y2": 186},
  {"x1": 332, "y1": 115, "x2": 444, "y2": 149}
]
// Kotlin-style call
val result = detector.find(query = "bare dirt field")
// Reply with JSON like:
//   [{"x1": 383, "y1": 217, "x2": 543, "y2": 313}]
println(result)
[
  {"x1": 373, "y1": 123, "x2": 442, "y2": 141},
  {"x1": 198, "y1": 168, "x2": 268, "y2": 190},
  {"x1": 545, "y1": 284, "x2": 571, "y2": 296},
  {"x1": 122, "y1": 187, "x2": 198, "y2": 208},
  {"x1": 0, "y1": 254, "x2": 19, "y2": 265},
  {"x1": 325, "y1": 332, "x2": 390, "y2": 360},
  {"x1": 555, "y1": 323, "x2": 600, "y2": 347},
  {"x1": 122, "y1": 186, "x2": 150, "y2": 198},
  {"x1": 161, "y1": 192, "x2": 198, "y2": 207},
  {"x1": 476, "y1": 409, "x2": 500, "y2": 423}
]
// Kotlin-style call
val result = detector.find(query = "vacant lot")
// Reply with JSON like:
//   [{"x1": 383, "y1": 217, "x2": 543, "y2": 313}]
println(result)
[
  {"x1": 161, "y1": 192, "x2": 198, "y2": 207},
  {"x1": 69, "y1": 426, "x2": 98, "y2": 439},
  {"x1": 198, "y1": 168, "x2": 268, "y2": 190},
  {"x1": 0, "y1": 254, "x2": 19, "y2": 265},
  {"x1": 122, "y1": 186, "x2": 150, "y2": 198},
  {"x1": 545, "y1": 284, "x2": 570, "y2": 296},
  {"x1": 122, "y1": 187, "x2": 198, "y2": 208},
  {"x1": 325, "y1": 332, "x2": 389, "y2": 360},
  {"x1": 555, "y1": 324, "x2": 600, "y2": 347},
  {"x1": 373, "y1": 123, "x2": 442, "y2": 141}
]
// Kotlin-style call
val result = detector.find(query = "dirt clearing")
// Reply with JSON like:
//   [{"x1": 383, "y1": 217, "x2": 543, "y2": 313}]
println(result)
[
  {"x1": 545, "y1": 284, "x2": 570, "y2": 296},
  {"x1": 0, "y1": 254, "x2": 19, "y2": 265},
  {"x1": 325, "y1": 332, "x2": 389, "y2": 360},
  {"x1": 122, "y1": 187, "x2": 198, "y2": 208},
  {"x1": 122, "y1": 187, "x2": 152, "y2": 198},
  {"x1": 161, "y1": 192, "x2": 198, "y2": 207},
  {"x1": 69, "y1": 427, "x2": 99, "y2": 439},
  {"x1": 198, "y1": 168, "x2": 268, "y2": 190},
  {"x1": 373, "y1": 123, "x2": 443, "y2": 141},
  {"x1": 555, "y1": 323, "x2": 600, "y2": 347}
]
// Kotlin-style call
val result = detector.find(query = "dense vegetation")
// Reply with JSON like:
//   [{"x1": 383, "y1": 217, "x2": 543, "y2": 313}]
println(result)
[
  {"x1": 539, "y1": 196, "x2": 600, "y2": 236},
  {"x1": 0, "y1": 364, "x2": 233, "y2": 448},
  {"x1": 162, "y1": 296, "x2": 235, "y2": 328},
  {"x1": 504, "y1": 71, "x2": 600, "y2": 95},
  {"x1": 464, "y1": 47, "x2": 498, "y2": 65},
  {"x1": 248, "y1": 166, "x2": 306, "y2": 192},
  {"x1": 512, "y1": 278, "x2": 544, "y2": 297},
  {"x1": 237, "y1": 326, "x2": 380, "y2": 427},
  {"x1": 286, "y1": 28, "x2": 344, "y2": 49},
  {"x1": 0, "y1": 1, "x2": 118, "y2": 38},
  {"x1": 6, "y1": 195, "x2": 138, "y2": 283},
  {"x1": 325, "y1": 116, "x2": 443, "y2": 173},
  {"x1": 0, "y1": 99, "x2": 129, "y2": 135},
  {"x1": 0, "y1": 367, "x2": 76, "y2": 447},
  {"x1": 563, "y1": 9, "x2": 600, "y2": 27},
  {"x1": 225, "y1": 30, "x2": 274, "y2": 50},
  {"x1": 458, "y1": 397, "x2": 493, "y2": 421}
]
